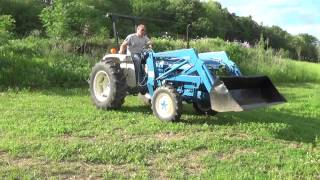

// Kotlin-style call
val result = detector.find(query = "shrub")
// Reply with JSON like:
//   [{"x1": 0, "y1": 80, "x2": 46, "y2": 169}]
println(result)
[
  {"x1": 0, "y1": 15, "x2": 15, "y2": 44},
  {"x1": 40, "y1": 0, "x2": 106, "y2": 39},
  {"x1": 0, "y1": 0, "x2": 44, "y2": 36},
  {"x1": 0, "y1": 37, "x2": 92, "y2": 88}
]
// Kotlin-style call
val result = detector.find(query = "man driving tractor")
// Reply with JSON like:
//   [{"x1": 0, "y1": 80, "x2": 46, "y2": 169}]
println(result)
[
  {"x1": 119, "y1": 24, "x2": 152, "y2": 55},
  {"x1": 119, "y1": 24, "x2": 152, "y2": 89}
]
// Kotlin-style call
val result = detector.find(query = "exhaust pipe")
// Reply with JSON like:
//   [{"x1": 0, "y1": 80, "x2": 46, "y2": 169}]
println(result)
[{"x1": 210, "y1": 76, "x2": 286, "y2": 112}]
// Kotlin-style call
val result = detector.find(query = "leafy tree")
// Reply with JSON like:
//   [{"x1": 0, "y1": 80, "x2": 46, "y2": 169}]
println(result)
[
  {"x1": 87, "y1": 0, "x2": 132, "y2": 37},
  {"x1": 297, "y1": 34, "x2": 318, "y2": 61},
  {"x1": 166, "y1": 0, "x2": 204, "y2": 35},
  {"x1": 193, "y1": 1, "x2": 232, "y2": 38},
  {"x1": 0, "y1": 0, "x2": 318, "y2": 62},
  {"x1": 131, "y1": 0, "x2": 171, "y2": 37},
  {"x1": 291, "y1": 35, "x2": 304, "y2": 60},
  {"x1": 0, "y1": 0, "x2": 44, "y2": 36},
  {"x1": 0, "y1": 15, "x2": 15, "y2": 44},
  {"x1": 262, "y1": 26, "x2": 291, "y2": 50},
  {"x1": 317, "y1": 44, "x2": 320, "y2": 62},
  {"x1": 40, "y1": 0, "x2": 104, "y2": 38},
  {"x1": 0, "y1": 15, "x2": 15, "y2": 32},
  {"x1": 235, "y1": 16, "x2": 261, "y2": 44}
]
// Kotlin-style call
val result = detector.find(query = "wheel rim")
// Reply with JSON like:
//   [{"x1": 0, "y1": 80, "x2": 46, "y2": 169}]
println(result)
[
  {"x1": 93, "y1": 70, "x2": 111, "y2": 102},
  {"x1": 155, "y1": 93, "x2": 174, "y2": 119}
]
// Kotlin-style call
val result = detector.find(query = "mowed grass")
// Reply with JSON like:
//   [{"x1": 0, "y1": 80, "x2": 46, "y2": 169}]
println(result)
[{"x1": 0, "y1": 83, "x2": 319, "y2": 179}]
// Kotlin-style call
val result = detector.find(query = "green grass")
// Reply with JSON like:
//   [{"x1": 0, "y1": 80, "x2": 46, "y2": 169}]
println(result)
[
  {"x1": 285, "y1": 60, "x2": 320, "y2": 82},
  {"x1": 0, "y1": 83, "x2": 319, "y2": 179}
]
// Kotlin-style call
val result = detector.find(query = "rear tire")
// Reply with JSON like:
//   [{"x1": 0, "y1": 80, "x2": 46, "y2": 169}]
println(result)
[
  {"x1": 89, "y1": 60, "x2": 127, "y2": 109},
  {"x1": 193, "y1": 101, "x2": 218, "y2": 116},
  {"x1": 152, "y1": 86, "x2": 182, "y2": 122}
]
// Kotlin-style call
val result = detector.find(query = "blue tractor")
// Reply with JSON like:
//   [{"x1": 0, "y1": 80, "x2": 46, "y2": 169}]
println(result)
[
  {"x1": 89, "y1": 14, "x2": 286, "y2": 121},
  {"x1": 89, "y1": 48, "x2": 286, "y2": 121}
]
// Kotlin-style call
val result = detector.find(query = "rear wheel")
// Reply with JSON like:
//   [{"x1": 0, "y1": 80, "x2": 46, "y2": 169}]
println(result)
[
  {"x1": 152, "y1": 86, "x2": 182, "y2": 121},
  {"x1": 193, "y1": 101, "x2": 217, "y2": 116},
  {"x1": 89, "y1": 60, "x2": 127, "y2": 109}
]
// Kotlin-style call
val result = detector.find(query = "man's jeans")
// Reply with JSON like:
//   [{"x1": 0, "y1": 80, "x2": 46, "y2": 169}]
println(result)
[{"x1": 131, "y1": 53, "x2": 146, "y2": 88}]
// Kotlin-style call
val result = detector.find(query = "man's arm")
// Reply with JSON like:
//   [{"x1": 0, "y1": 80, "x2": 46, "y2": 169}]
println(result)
[
  {"x1": 119, "y1": 40, "x2": 128, "y2": 54},
  {"x1": 146, "y1": 37, "x2": 152, "y2": 49}
]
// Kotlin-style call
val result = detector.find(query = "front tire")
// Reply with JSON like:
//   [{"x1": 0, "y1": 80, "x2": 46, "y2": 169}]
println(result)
[
  {"x1": 89, "y1": 60, "x2": 127, "y2": 109},
  {"x1": 152, "y1": 86, "x2": 182, "y2": 121},
  {"x1": 193, "y1": 101, "x2": 217, "y2": 116}
]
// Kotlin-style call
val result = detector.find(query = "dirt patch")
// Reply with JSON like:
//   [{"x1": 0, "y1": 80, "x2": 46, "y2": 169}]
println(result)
[
  {"x1": 154, "y1": 132, "x2": 186, "y2": 141},
  {"x1": 60, "y1": 134, "x2": 98, "y2": 143},
  {"x1": 80, "y1": 136, "x2": 98, "y2": 143},
  {"x1": 287, "y1": 142, "x2": 303, "y2": 149},
  {"x1": 215, "y1": 148, "x2": 256, "y2": 161},
  {"x1": 55, "y1": 162, "x2": 135, "y2": 179},
  {"x1": 147, "y1": 154, "x2": 175, "y2": 180},
  {"x1": 184, "y1": 149, "x2": 211, "y2": 175},
  {"x1": 0, "y1": 151, "x2": 137, "y2": 179},
  {"x1": 147, "y1": 149, "x2": 211, "y2": 178},
  {"x1": 0, "y1": 150, "x2": 7, "y2": 156},
  {"x1": 60, "y1": 134, "x2": 75, "y2": 141},
  {"x1": 225, "y1": 132, "x2": 250, "y2": 140}
]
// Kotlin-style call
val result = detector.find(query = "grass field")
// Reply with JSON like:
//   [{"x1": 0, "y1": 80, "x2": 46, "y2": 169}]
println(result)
[
  {"x1": 0, "y1": 82, "x2": 319, "y2": 179},
  {"x1": 286, "y1": 60, "x2": 320, "y2": 82}
]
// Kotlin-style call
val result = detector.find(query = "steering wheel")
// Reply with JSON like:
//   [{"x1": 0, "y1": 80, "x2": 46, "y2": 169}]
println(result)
[{"x1": 141, "y1": 48, "x2": 153, "y2": 64}]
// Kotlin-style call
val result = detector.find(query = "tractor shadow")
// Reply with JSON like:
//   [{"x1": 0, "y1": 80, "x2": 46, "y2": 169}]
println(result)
[
  {"x1": 181, "y1": 108, "x2": 320, "y2": 145},
  {"x1": 119, "y1": 103, "x2": 320, "y2": 144},
  {"x1": 120, "y1": 105, "x2": 152, "y2": 114},
  {"x1": 178, "y1": 84, "x2": 320, "y2": 144},
  {"x1": 118, "y1": 102, "x2": 320, "y2": 145}
]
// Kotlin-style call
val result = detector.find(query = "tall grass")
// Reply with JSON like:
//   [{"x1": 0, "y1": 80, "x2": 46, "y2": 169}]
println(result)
[
  {"x1": 153, "y1": 38, "x2": 320, "y2": 83},
  {"x1": 0, "y1": 37, "x2": 100, "y2": 89},
  {"x1": 0, "y1": 36, "x2": 319, "y2": 89}
]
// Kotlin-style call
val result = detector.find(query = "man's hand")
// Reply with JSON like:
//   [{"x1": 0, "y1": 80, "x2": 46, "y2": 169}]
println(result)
[
  {"x1": 147, "y1": 41, "x2": 152, "y2": 49},
  {"x1": 119, "y1": 41, "x2": 128, "y2": 54}
]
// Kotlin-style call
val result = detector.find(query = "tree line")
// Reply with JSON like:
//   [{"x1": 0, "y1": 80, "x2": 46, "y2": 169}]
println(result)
[{"x1": 0, "y1": 0, "x2": 319, "y2": 62}]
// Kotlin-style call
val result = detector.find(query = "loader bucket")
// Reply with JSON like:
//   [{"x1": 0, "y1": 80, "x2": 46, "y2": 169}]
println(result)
[{"x1": 210, "y1": 76, "x2": 286, "y2": 112}]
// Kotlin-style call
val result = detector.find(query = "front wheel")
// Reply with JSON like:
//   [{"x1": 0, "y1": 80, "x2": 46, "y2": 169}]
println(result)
[{"x1": 151, "y1": 86, "x2": 182, "y2": 122}]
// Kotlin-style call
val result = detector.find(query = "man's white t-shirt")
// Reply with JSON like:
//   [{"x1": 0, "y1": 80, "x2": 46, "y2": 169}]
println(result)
[{"x1": 125, "y1": 33, "x2": 151, "y2": 55}]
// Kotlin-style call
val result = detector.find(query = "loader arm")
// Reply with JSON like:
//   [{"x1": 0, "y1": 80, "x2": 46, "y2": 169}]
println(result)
[
  {"x1": 198, "y1": 51, "x2": 242, "y2": 76},
  {"x1": 146, "y1": 49, "x2": 216, "y2": 95}
]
